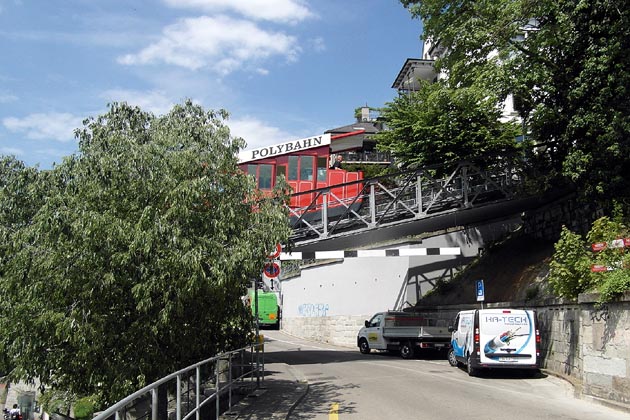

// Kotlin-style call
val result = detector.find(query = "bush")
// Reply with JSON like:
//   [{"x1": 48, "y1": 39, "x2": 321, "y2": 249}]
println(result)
[
  {"x1": 73, "y1": 395, "x2": 98, "y2": 420},
  {"x1": 548, "y1": 227, "x2": 594, "y2": 299},
  {"x1": 549, "y1": 212, "x2": 630, "y2": 302}
]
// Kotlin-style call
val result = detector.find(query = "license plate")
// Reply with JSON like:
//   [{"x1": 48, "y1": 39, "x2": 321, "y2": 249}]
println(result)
[
  {"x1": 434, "y1": 343, "x2": 445, "y2": 348},
  {"x1": 499, "y1": 357, "x2": 516, "y2": 362}
]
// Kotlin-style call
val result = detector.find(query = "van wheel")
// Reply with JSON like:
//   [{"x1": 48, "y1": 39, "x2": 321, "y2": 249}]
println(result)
[
  {"x1": 466, "y1": 354, "x2": 477, "y2": 376},
  {"x1": 448, "y1": 348, "x2": 458, "y2": 367},
  {"x1": 359, "y1": 339, "x2": 371, "y2": 354},
  {"x1": 400, "y1": 342, "x2": 415, "y2": 359}
]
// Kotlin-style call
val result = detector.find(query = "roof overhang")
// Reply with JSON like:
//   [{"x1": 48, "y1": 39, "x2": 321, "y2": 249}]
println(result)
[{"x1": 391, "y1": 58, "x2": 436, "y2": 90}]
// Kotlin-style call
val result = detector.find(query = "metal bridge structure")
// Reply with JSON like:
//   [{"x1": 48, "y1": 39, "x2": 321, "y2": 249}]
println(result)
[{"x1": 287, "y1": 161, "x2": 526, "y2": 248}]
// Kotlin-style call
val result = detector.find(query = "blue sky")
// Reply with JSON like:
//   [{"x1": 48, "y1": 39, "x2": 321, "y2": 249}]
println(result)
[{"x1": 0, "y1": 0, "x2": 423, "y2": 170}]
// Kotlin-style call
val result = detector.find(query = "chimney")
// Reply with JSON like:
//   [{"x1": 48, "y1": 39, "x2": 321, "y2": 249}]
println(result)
[{"x1": 361, "y1": 106, "x2": 370, "y2": 122}]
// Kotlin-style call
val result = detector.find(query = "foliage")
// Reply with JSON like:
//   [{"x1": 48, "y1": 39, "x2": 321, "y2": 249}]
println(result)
[
  {"x1": 0, "y1": 156, "x2": 49, "y2": 376},
  {"x1": 0, "y1": 101, "x2": 291, "y2": 406},
  {"x1": 73, "y1": 395, "x2": 98, "y2": 420},
  {"x1": 342, "y1": 163, "x2": 394, "y2": 180},
  {"x1": 39, "y1": 390, "x2": 73, "y2": 417},
  {"x1": 374, "y1": 80, "x2": 521, "y2": 175},
  {"x1": 400, "y1": 0, "x2": 630, "y2": 206},
  {"x1": 549, "y1": 215, "x2": 630, "y2": 302},
  {"x1": 548, "y1": 227, "x2": 594, "y2": 299}
]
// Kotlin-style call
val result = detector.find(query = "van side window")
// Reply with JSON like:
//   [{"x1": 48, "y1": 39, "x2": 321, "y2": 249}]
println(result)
[
  {"x1": 460, "y1": 314, "x2": 473, "y2": 333},
  {"x1": 451, "y1": 314, "x2": 460, "y2": 331}
]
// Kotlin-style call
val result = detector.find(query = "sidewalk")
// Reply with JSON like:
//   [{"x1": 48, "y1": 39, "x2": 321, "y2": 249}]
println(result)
[{"x1": 219, "y1": 362, "x2": 308, "y2": 420}]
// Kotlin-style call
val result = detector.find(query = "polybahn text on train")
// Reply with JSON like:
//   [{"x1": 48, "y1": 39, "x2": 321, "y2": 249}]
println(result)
[{"x1": 238, "y1": 132, "x2": 364, "y2": 221}]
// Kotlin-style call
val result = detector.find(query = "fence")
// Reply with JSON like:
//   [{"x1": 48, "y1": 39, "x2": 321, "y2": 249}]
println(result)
[{"x1": 93, "y1": 341, "x2": 264, "y2": 420}]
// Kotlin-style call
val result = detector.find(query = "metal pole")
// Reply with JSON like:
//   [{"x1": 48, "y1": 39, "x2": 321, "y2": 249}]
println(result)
[
  {"x1": 322, "y1": 192, "x2": 328, "y2": 236},
  {"x1": 416, "y1": 173, "x2": 423, "y2": 216},
  {"x1": 228, "y1": 355, "x2": 233, "y2": 412},
  {"x1": 195, "y1": 367, "x2": 200, "y2": 420},
  {"x1": 151, "y1": 389, "x2": 158, "y2": 420},
  {"x1": 176, "y1": 375, "x2": 181, "y2": 420},
  {"x1": 255, "y1": 279, "x2": 260, "y2": 388},
  {"x1": 215, "y1": 360, "x2": 220, "y2": 418},
  {"x1": 369, "y1": 182, "x2": 376, "y2": 227}
]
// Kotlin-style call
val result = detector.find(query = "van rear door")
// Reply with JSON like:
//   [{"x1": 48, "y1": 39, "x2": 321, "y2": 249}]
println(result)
[{"x1": 478, "y1": 309, "x2": 538, "y2": 367}]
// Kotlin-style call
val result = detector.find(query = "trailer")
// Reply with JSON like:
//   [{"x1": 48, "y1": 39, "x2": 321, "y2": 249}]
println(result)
[{"x1": 357, "y1": 311, "x2": 451, "y2": 359}]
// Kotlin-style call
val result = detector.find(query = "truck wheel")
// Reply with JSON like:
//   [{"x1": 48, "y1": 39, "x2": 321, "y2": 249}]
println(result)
[
  {"x1": 448, "y1": 348, "x2": 458, "y2": 367},
  {"x1": 400, "y1": 342, "x2": 415, "y2": 359},
  {"x1": 359, "y1": 339, "x2": 371, "y2": 354},
  {"x1": 466, "y1": 354, "x2": 477, "y2": 377}
]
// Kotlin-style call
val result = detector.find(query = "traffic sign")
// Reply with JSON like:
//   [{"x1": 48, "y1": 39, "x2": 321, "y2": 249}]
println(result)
[
  {"x1": 263, "y1": 262, "x2": 281, "y2": 278},
  {"x1": 476, "y1": 279, "x2": 485, "y2": 302},
  {"x1": 591, "y1": 238, "x2": 630, "y2": 252},
  {"x1": 267, "y1": 243, "x2": 282, "y2": 260}
]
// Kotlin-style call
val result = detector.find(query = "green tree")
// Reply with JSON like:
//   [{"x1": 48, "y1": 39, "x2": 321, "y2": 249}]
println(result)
[
  {"x1": 400, "y1": 0, "x2": 630, "y2": 206},
  {"x1": 0, "y1": 156, "x2": 49, "y2": 375},
  {"x1": 375, "y1": 80, "x2": 521, "y2": 174},
  {"x1": 0, "y1": 101, "x2": 291, "y2": 405}
]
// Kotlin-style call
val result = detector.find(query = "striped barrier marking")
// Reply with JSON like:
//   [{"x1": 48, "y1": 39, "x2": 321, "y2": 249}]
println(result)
[{"x1": 279, "y1": 247, "x2": 461, "y2": 260}]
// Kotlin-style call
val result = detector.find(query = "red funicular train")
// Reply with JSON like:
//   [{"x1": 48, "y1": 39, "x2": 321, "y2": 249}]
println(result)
[{"x1": 238, "y1": 133, "x2": 364, "y2": 221}]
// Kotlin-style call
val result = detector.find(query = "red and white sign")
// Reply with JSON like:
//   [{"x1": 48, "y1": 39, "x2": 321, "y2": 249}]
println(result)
[
  {"x1": 263, "y1": 262, "x2": 281, "y2": 278},
  {"x1": 266, "y1": 243, "x2": 282, "y2": 260},
  {"x1": 591, "y1": 238, "x2": 630, "y2": 252},
  {"x1": 591, "y1": 264, "x2": 614, "y2": 272}
]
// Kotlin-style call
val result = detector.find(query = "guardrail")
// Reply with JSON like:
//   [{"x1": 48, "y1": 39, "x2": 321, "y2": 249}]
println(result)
[
  {"x1": 93, "y1": 341, "x2": 264, "y2": 420},
  {"x1": 288, "y1": 161, "x2": 522, "y2": 244}
]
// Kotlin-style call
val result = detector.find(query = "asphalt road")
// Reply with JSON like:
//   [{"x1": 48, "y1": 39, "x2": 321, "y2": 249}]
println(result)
[{"x1": 261, "y1": 330, "x2": 628, "y2": 420}]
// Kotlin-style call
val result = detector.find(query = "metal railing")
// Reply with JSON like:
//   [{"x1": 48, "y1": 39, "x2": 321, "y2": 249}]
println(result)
[
  {"x1": 288, "y1": 161, "x2": 523, "y2": 244},
  {"x1": 93, "y1": 342, "x2": 264, "y2": 420}
]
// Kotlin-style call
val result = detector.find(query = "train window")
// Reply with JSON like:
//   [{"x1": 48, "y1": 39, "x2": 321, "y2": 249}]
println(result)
[
  {"x1": 288, "y1": 156, "x2": 298, "y2": 181},
  {"x1": 247, "y1": 164, "x2": 257, "y2": 178},
  {"x1": 300, "y1": 156, "x2": 314, "y2": 181},
  {"x1": 316, "y1": 157, "x2": 327, "y2": 181},
  {"x1": 277, "y1": 165, "x2": 286, "y2": 181},
  {"x1": 258, "y1": 164, "x2": 273, "y2": 189}
]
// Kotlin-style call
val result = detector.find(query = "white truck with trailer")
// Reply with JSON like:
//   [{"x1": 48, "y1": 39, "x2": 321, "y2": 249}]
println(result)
[
  {"x1": 357, "y1": 311, "x2": 451, "y2": 359},
  {"x1": 447, "y1": 308, "x2": 541, "y2": 376}
]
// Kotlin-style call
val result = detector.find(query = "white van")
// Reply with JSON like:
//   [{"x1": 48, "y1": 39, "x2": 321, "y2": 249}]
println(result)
[{"x1": 447, "y1": 308, "x2": 540, "y2": 376}]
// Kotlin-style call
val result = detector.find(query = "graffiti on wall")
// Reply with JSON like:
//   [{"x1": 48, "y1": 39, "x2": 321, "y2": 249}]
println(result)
[{"x1": 298, "y1": 303, "x2": 329, "y2": 317}]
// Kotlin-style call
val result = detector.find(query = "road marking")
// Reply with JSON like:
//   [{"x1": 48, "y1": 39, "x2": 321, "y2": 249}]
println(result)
[{"x1": 329, "y1": 402, "x2": 339, "y2": 420}]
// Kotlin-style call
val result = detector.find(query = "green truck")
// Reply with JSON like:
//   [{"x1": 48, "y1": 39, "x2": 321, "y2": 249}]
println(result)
[{"x1": 248, "y1": 289, "x2": 281, "y2": 330}]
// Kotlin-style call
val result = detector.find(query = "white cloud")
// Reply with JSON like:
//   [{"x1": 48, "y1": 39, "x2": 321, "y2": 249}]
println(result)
[
  {"x1": 162, "y1": 0, "x2": 314, "y2": 23},
  {"x1": 228, "y1": 117, "x2": 296, "y2": 150},
  {"x1": 0, "y1": 92, "x2": 18, "y2": 103},
  {"x1": 3, "y1": 112, "x2": 81, "y2": 143},
  {"x1": 118, "y1": 15, "x2": 300, "y2": 74},
  {"x1": 100, "y1": 89, "x2": 175, "y2": 116},
  {"x1": 0, "y1": 146, "x2": 24, "y2": 157},
  {"x1": 309, "y1": 36, "x2": 326, "y2": 53}
]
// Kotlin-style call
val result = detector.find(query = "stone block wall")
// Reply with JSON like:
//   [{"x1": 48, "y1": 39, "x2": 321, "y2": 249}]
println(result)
[
  {"x1": 523, "y1": 197, "x2": 601, "y2": 241},
  {"x1": 535, "y1": 304, "x2": 582, "y2": 378},
  {"x1": 282, "y1": 315, "x2": 367, "y2": 348},
  {"x1": 576, "y1": 293, "x2": 630, "y2": 405}
]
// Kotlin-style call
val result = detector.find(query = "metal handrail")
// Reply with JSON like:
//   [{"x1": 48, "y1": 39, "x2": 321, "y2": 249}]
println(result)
[
  {"x1": 93, "y1": 342, "x2": 264, "y2": 420},
  {"x1": 288, "y1": 161, "x2": 522, "y2": 243}
]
